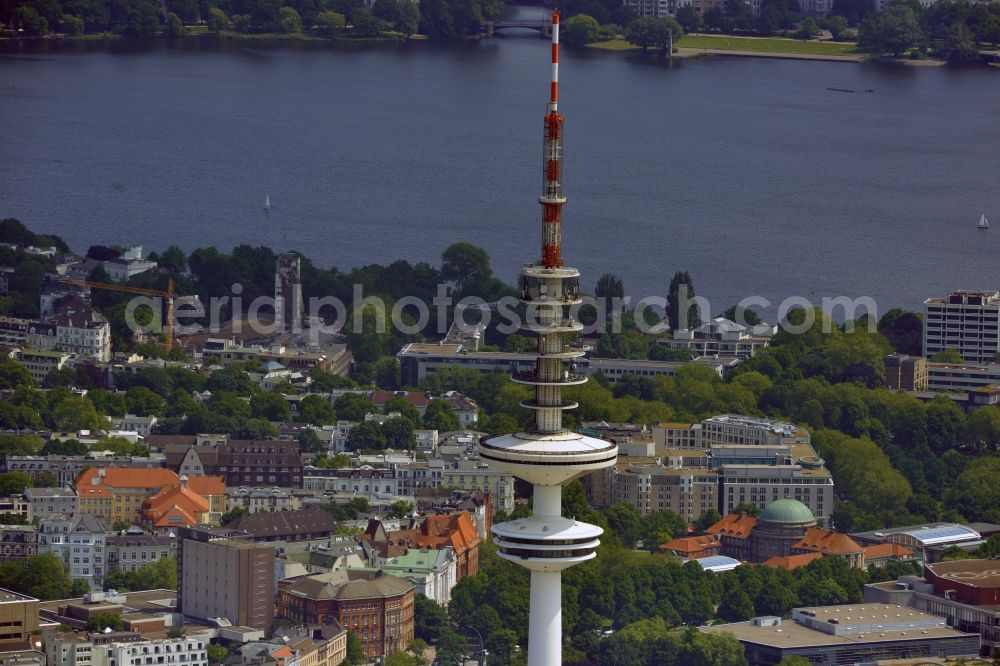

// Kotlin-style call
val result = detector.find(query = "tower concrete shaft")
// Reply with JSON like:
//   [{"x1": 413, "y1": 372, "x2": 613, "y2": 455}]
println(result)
[{"x1": 480, "y1": 11, "x2": 618, "y2": 666}]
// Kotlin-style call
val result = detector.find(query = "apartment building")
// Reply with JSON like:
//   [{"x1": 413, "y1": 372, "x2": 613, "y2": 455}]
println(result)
[
  {"x1": 26, "y1": 300, "x2": 111, "y2": 363},
  {"x1": 927, "y1": 361, "x2": 1000, "y2": 392},
  {"x1": 105, "y1": 529, "x2": 175, "y2": 573},
  {"x1": 24, "y1": 487, "x2": 78, "y2": 522},
  {"x1": 0, "y1": 526, "x2": 37, "y2": 564},
  {"x1": 885, "y1": 353, "x2": 929, "y2": 390},
  {"x1": 75, "y1": 468, "x2": 182, "y2": 525},
  {"x1": 177, "y1": 526, "x2": 276, "y2": 632},
  {"x1": 653, "y1": 414, "x2": 810, "y2": 452},
  {"x1": 279, "y1": 571, "x2": 414, "y2": 660},
  {"x1": 44, "y1": 632, "x2": 209, "y2": 666},
  {"x1": 39, "y1": 514, "x2": 107, "y2": 591},
  {"x1": 0, "y1": 317, "x2": 28, "y2": 348},
  {"x1": 5, "y1": 455, "x2": 167, "y2": 487},
  {"x1": 924, "y1": 290, "x2": 1000, "y2": 364},
  {"x1": 606, "y1": 462, "x2": 719, "y2": 523},
  {"x1": 665, "y1": 317, "x2": 776, "y2": 359},
  {"x1": 0, "y1": 589, "x2": 39, "y2": 652},
  {"x1": 441, "y1": 458, "x2": 514, "y2": 514},
  {"x1": 14, "y1": 349, "x2": 71, "y2": 385}
]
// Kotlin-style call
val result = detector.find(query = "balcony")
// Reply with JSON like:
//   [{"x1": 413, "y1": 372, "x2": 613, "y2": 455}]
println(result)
[{"x1": 511, "y1": 371, "x2": 586, "y2": 386}]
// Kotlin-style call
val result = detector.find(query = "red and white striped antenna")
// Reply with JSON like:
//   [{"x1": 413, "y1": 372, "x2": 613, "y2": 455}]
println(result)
[{"x1": 550, "y1": 9, "x2": 560, "y2": 111}]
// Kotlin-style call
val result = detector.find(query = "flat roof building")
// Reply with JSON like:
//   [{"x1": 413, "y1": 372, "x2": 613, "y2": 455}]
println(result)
[
  {"x1": 924, "y1": 290, "x2": 1000, "y2": 365},
  {"x1": 702, "y1": 604, "x2": 980, "y2": 665}
]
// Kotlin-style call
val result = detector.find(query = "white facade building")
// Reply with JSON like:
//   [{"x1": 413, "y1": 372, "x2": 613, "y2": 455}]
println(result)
[
  {"x1": 39, "y1": 514, "x2": 107, "y2": 591},
  {"x1": 924, "y1": 290, "x2": 1000, "y2": 365}
]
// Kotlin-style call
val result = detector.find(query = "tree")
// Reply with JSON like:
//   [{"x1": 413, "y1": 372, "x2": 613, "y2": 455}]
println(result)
[
  {"x1": 352, "y1": 8, "x2": 383, "y2": 36},
  {"x1": 316, "y1": 9, "x2": 345, "y2": 34},
  {"x1": 251, "y1": 390, "x2": 291, "y2": 422},
  {"x1": 279, "y1": 6, "x2": 303, "y2": 32},
  {"x1": 626, "y1": 17, "x2": 683, "y2": 51},
  {"x1": 389, "y1": 500, "x2": 415, "y2": 518},
  {"x1": 675, "y1": 5, "x2": 702, "y2": 32},
  {"x1": 941, "y1": 21, "x2": 979, "y2": 62},
  {"x1": 231, "y1": 13, "x2": 251, "y2": 31},
  {"x1": 423, "y1": 400, "x2": 460, "y2": 432},
  {"x1": 441, "y1": 242, "x2": 492, "y2": 292},
  {"x1": 164, "y1": 11, "x2": 186, "y2": 35},
  {"x1": 865, "y1": 4, "x2": 920, "y2": 55},
  {"x1": 345, "y1": 631, "x2": 366, "y2": 664},
  {"x1": 53, "y1": 396, "x2": 106, "y2": 433},
  {"x1": 0, "y1": 472, "x2": 32, "y2": 496},
  {"x1": 220, "y1": 505, "x2": 249, "y2": 526},
  {"x1": 667, "y1": 271, "x2": 701, "y2": 331},
  {"x1": 107, "y1": 0, "x2": 161, "y2": 35},
  {"x1": 947, "y1": 457, "x2": 1000, "y2": 522},
  {"x1": 382, "y1": 417, "x2": 415, "y2": 449},
  {"x1": 962, "y1": 406, "x2": 1000, "y2": 450},
  {"x1": 207, "y1": 643, "x2": 228, "y2": 665},
  {"x1": 930, "y1": 348, "x2": 963, "y2": 363},
  {"x1": 795, "y1": 16, "x2": 819, "y2": 38},
  {"x1": 831, "y1": 0, "x2": 873, "y2": 24},
  {"x1": 777, "y1": 657, "x2": 812, "y2": 666},
  {"x1": 415, "y1": 594, "x2": 451, "y2": 642},
  {"x1": 0, "y1": 359, "x2": 32, "y2": 390},
  {"x1": 41, "y1": 438, "x2": 88, "y2": 456},
  {"x1": 827, "y1": 14, "x2": 849, "y2": 39},
  {"x1": 694, "y1": 508, "x2": 722, "y2": 532},
  {"x1": 87, "y1": 612, "x2": 125, "y2": 632},
  {"x1": 334, "y1": 393, "x2": 377, "y2": 421},
  {"x1": 125, "y1": 386, "x2": 165, "y2": 417},
  {"x1": 346, "y1": 420, "x2": 387, "y2": 451},
  {"x1": 718, "y1": 584, "x2": 755, "y2": 622},
  {"x1": 207, "y1": 6, "x2": 227, "y2": 30},
  {"x1": 563, "y1": 13, "x2": 600, "y2": 45},
  {"x1": 13, "y1": 6, "x2": 50, "y2": 35}
]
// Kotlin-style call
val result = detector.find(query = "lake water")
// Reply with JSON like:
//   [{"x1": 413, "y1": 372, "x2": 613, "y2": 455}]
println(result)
[{"x1": 2, "y1": 20, "x2": 999, "y2": 319}]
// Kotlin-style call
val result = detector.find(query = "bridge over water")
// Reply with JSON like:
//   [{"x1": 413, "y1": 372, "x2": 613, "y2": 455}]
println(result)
[{"x1": 483, "y1": 18, "x2": 552, "y2": 37}]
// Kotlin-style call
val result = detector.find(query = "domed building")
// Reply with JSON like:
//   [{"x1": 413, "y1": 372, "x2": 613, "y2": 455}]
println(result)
[{"x1": 749, "y1": 499, "x2": 817, "y2": 562}]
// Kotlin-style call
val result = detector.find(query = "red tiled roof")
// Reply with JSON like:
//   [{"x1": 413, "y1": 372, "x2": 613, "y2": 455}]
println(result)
[
  {"x1": 763, "y1": 552, "x2": 823, "y2": 570},
  {"x1": 794, "y1": 528, "x2": 863, "y2": 555},
  {"x1": 77, "y1": 467, "x2": 179, "y2": 490},
  {"x1": 659, "y1": 535, "x2": 721, "y2": 554},
  {"x1": 863, "y1": 542, "x2": 914, "y2": 560},
  {"x1": 371, "y1": 390, "x2": 431, "y2": 408},
  {"x1": 184, "y1": 476, "x2": 225, "y2": 496},
  {"x1": 706, "y1": 514, "x2": 757, "y2": 540}
]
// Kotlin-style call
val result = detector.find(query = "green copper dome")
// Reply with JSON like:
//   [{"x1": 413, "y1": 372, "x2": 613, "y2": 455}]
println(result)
[{"x1": 758, "y1": 499, "x2": 815, "y2": 524}]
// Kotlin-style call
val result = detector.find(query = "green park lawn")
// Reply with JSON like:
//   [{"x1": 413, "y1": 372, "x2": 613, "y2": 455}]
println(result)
[{"x1": 591, "y1": 34, "x2": 862, "y2": 57}]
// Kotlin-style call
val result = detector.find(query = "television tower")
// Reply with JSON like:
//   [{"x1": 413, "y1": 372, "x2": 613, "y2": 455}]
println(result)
[{"x1": 480, "y1": 11, "x2": 618, "y2": 666}]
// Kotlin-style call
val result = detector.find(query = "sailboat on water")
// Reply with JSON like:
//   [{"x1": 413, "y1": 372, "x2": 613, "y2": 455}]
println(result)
[
  {"x1": 264, "y1": 194, "x2": 272, "y2": 212},
  {"x1": 979, "y1": 214, "x2": 989, "y2": 231}
]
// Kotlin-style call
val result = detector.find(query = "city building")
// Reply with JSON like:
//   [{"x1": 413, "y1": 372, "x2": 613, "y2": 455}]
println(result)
[
  {"x1": 0, "y1": 526, "x2": 38, "y2": 564},
  {"x1": 865, "y1": 559, "x2": 1000, "y2": 656},
  {"x1": 278, "y1": 570, "x2": 414, "y2": 660},
  {"x1": 76, "y1": 487, "x2": 114, "y2": 528},
  {"x1": 481, "y1": 16, "x2": 619, "y2": 666},
  {"x1": 654, "y1": 414, "x2": 811, "y2": 452},
  {"x1": 441, "y1": 458, "x2": 514, "y2": 514},
  {"x1": 26, "y1": 298, "x2": 111, "y2": 363},
  {"x1": 926, "y1": 361, "x2": 1000, "y2": 392},
  {"x1": 39, "y1": 514, "x2": 107, "y2": 590},
  {"x1": 44, "y1": 631, "x2": 209, "y2": 666},
  {"x1": 0, "y1": 317, "x2": 28, "y2": 348},
  {"x1": 5, "y1": 454, "x2": 167, "y2": 488},
  {"x1": 702, "y1": 604, "x2": 980, "y2": 665},
  {"x1": 622, "y1": 0, "x2": 671, "y2": 18},
  {"x1": 23, "y1": 487, "x2": 78, "y2": 522},
  {"x1": 665, "y1": 317, "x2": 776, "y2": 359},
  {"x1": 101, "y1": 245, "x2": 157, "y2": 282},
  {"x1": 142, "y1": 476, "x2": 224, "y2": 530},
  {"x1": 924, "y1": 290, "x2": 1000, "y2": 364},
  {"x1": 360, "y1": 513, "x2": 480, "y2": 579},
  {"x1": 382, "y1": 547, "x2": 457, "y2": 607},
  {"x1": 226, "y1": 486, "x2": 298, "y2": 514},
  {"x1": 0, "y1": 589, "x2": 39, "y2": 656},
  {"x1": 440, "y1": 391, "x2": 479, "y2": 427},
  {"x1": 177, "y1": 526, "x2": 276, "y2": 632},
  {"x1": 605, "y1": 461, "x2": 718, "y2": 523},
  {"x1": 397, "y1": 342, "x2": 731, "y2": 387},
  {"x1": 716, "y1": 449, "x2": 834, "y2": 520},
  {"x1": 851, "y1": 522, "x2": 1000, "y2": 563},
  {"x1": 14, "y1": 349, "x2": 71, "y2": 384},
  {"x1": 75, "y1": 467, "x2": 186, "y2": 525},
  {"x1": 109, "y1": 414, "x2": 158, "y2": 439},
  {"x1": 201, "y1": 338, "x2": 351, "y2": 376},
  {"x1": 370, "y1": 390, "x2": 431, "y2": 417},
  {"x1": 885, "y1": 353, "x2": 929, "y2": 390},
  {"x1": 659, "y1": 534, "x2": 721, "y2": 559},
  {"x1": 105, "y1": 528, "x2": 176, "y2": 573},
  {"x1": 223, "y1": 507, "x2": 337, "y2": 542}
]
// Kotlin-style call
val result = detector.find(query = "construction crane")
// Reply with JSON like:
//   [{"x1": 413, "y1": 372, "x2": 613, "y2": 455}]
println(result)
[{"x1": 59, "y1": 278, "x2": 177, "y2": 353}]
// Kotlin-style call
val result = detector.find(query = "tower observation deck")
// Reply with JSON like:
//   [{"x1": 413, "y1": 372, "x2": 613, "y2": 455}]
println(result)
[{"x1": 480, "y1": 10, "x2": 618, "y2": 666}]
